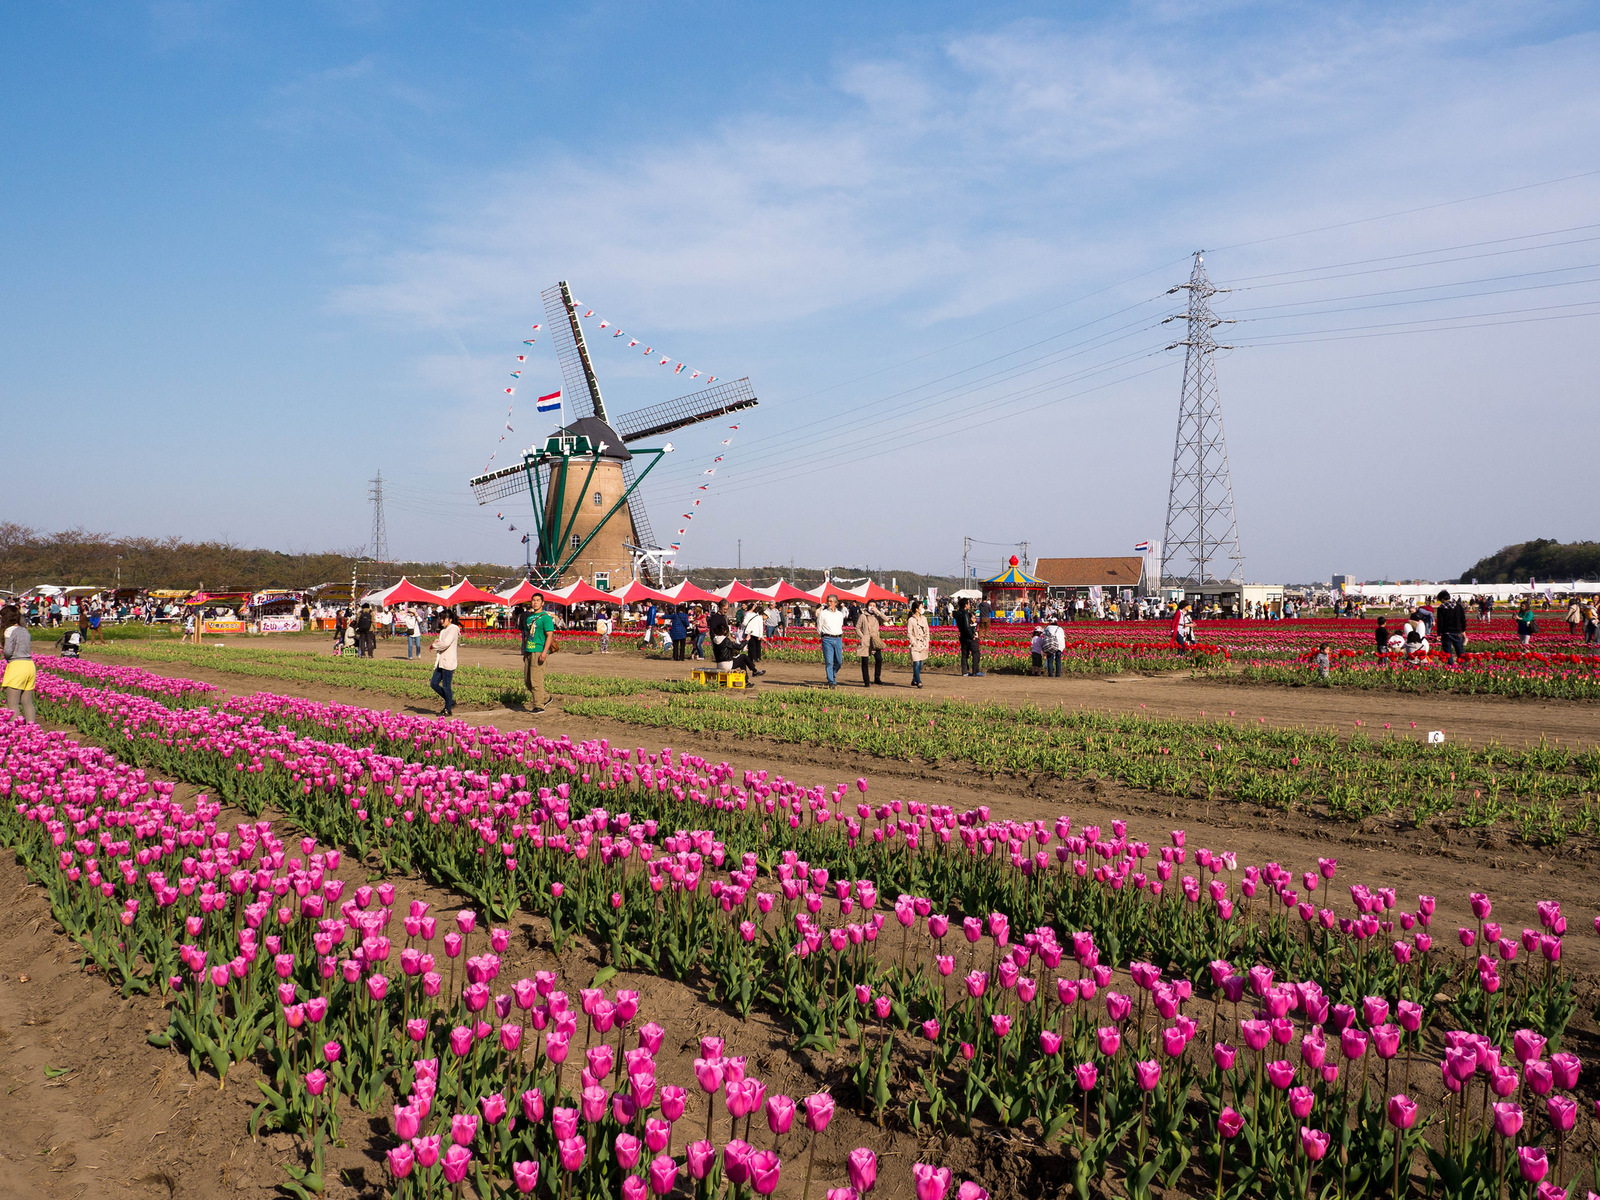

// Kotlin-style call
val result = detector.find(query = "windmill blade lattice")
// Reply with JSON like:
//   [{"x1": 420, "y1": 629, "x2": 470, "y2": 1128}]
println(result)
[
  {"x1": 541, "y1": 281, "x2": 606, "y2": 421},
  {"x1": 611, "y1": 378, "x2": 758, "y2": 443}
]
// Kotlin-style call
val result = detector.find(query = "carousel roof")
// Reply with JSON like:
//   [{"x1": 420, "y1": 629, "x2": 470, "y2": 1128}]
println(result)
[{"x1": 981, "y1": 565, "x2": 1045, "y2": 588}]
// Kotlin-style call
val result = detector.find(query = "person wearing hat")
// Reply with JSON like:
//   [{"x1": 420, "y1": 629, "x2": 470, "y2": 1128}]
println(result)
[{"x1": 1029, "y1": 626, "x2": 1044, "y2": 675}]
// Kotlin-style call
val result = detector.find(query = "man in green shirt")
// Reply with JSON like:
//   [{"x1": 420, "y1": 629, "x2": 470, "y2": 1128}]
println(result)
[{"x1": 521, "y1": 592, "x2": 558, "y2": 714}]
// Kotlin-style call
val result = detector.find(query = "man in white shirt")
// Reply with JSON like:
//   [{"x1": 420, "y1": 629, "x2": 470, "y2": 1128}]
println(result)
[
  {"x1": 815, "y1": 594, "x2": 846, "y2": 687},
  {"x1": 741, "y1": 604, "x2": 767, "y2": 676}
]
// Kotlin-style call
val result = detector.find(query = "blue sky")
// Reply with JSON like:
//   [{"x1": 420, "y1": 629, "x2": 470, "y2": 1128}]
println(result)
[{"x1": 3, "y1": 1, "x2": 1598, "y2": 583}]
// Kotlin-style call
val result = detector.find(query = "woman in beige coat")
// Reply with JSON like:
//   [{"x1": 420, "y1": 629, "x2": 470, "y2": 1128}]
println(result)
[
  {"x1": 906, "y1": 599, "x2": 931, "y2": 689},
  {"x1": 856, "y1": 601, "x2": 887, "y2": 686}
]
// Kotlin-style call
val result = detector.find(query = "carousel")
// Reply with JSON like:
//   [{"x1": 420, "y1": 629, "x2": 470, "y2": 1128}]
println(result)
[{"x1": 980, "y1": 558, "x2": 1046, "y2": 619}]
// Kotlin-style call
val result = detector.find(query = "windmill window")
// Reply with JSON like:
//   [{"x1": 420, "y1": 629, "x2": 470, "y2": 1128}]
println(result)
[
  {"x1": 571, "y1": 534, "x2": 581, "y2": 550},
  {"x1": 592, "y1": 491, "x2": 603, "y2": 506}
]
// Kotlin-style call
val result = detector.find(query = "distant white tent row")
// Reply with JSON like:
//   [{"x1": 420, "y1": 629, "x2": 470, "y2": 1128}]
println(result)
[{"x1": 1342, "y1": 581, "x2": 1600, "y2": 603}]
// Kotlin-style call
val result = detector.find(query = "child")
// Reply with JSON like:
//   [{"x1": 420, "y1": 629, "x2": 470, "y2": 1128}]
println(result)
[
  {"x1": 1029, "y1": 627, "x2": 1044, "y2": 675},
  {"x1": 1313, "y1": 642, "x2": 1331, "y2": 681}
]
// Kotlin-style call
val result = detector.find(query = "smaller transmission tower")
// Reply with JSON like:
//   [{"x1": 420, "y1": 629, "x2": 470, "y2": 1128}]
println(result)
[
  {"x1": 1161, "y1": 252, "x2": 1243, "y2": 584},
  {"x1": 368, "y1": 470, "x2": 390, "y2": 582}
]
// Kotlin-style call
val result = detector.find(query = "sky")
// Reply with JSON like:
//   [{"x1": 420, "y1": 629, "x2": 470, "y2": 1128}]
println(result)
[{"x1": 3, "y1": 1, "x2": 1598, "y2": 584}]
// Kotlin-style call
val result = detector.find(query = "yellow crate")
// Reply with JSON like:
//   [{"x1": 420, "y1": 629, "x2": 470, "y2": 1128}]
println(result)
[{"x1": 691, "y1": 668, "x2": 748, "y2": 689}]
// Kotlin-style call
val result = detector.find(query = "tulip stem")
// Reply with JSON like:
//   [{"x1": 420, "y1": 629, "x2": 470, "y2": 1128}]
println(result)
[{"x1": 801, "y1": 1132, "x2": 818, "y2": 1200}]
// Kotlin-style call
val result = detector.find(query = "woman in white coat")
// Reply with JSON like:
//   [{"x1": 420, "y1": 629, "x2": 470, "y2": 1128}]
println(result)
[{"x1": 906, "y1": 599, "x2": 931, "y2": 689}]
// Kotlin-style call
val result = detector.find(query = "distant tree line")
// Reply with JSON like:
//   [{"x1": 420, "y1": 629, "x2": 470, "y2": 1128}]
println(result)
[
  {"x1": 1456, "y1": 538, "x2": 1600, "y2": 583},
  {"x1": 0, "y1": 523, "x2": 515, "y2": 593}
]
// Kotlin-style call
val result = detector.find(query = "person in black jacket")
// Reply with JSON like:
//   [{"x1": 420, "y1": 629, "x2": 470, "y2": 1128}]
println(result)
[
  {"x1": 355, "y1": 603, "x2": 376, "y2": 658},
  {"x1": 955, "y1": 597, "x2": 984, "y2": 677},
  {"x1": 1434, "y1": 589, "x2": 1468, "y2": 664},
  {"x1": 1373, "y1": 616, "x2": 1389, "y2": 652}
]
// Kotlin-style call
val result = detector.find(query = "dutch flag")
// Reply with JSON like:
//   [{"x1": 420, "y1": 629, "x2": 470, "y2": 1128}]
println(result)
[
  {"x1": 1134, "y1": 541, "x2": 1151, "y2": 552},
  {"x1": 537, "y1": 389, "x2": 563, "y2": 414}
]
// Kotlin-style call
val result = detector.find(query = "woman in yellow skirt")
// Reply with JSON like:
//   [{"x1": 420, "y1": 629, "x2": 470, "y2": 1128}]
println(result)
[{"x1": 2, "y1": 604, "x2": 36, "y2": 724}]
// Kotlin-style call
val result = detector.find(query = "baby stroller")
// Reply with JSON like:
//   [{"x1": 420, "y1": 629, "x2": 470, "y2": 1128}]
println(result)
[{"x1": 58, "y1": 628, "x2": 86, "y2": 658}]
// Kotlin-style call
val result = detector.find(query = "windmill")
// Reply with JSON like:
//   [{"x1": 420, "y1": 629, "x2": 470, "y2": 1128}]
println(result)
[{"x1": 468, "y1": 281, "x2": 758, "y2": 588}]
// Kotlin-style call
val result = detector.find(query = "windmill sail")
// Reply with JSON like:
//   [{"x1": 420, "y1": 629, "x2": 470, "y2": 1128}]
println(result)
[
  {"x1": 618, "y1": 458, "x2": 657, "y2": 550},
  {"x1": 542, "y1": 281, "x2": 607, "y2": 421},
  {"x1": 612, "y1": 378, "x2": 759, "y2": 443}
]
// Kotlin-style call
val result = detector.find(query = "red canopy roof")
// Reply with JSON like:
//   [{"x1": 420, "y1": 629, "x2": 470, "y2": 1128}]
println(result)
[
  {"x1": 611, "y1": 579, "x2": 676, "y2": 605},
  {"x1": 856, "y1": 579, "x2": 908, "y2": 603},
  {"x1": 438, "y1": 577, "x2": 508, "y2": 606},
  {"x1": 808, "y1": 579, "x2": 864, "y2": 603},
  {"x1": 756, "y1": 579, "x2": 815, "y2": 603},
  {"x1": 714, "y1": 579, "x2": 769, "y2": 603},
  {"x1": 662, "y1": 579, "x2": 722, "y2": 605},
  {"x1": 551, "y1": 580, "x2": 618, "y2": 605},
  {"x1": 496, "y1": 579, "x2": 540, "y2": 604},
  {"x1": 368, "y1": 577, "x2": 448, "y2": 605}
]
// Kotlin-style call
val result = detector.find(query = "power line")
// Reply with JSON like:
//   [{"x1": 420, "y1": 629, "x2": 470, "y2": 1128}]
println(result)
[
  {"x1": 1207, "y1": 168, "x2": 1600, "y2": 254},
  {"x1": 1216, "y1": 221, "x2": 1600, "y2": 285}
]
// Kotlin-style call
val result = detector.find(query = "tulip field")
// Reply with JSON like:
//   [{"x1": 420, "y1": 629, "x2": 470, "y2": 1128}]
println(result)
[{"x1": 4, "y1": 656, "x2": 1600, "y2": 1199}]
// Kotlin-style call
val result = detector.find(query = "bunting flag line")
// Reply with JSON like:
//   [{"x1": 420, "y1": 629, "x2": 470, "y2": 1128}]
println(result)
[
  {"x1": 571, "y1": 307, "x2": 719, "y2": 383},
  {"x1": 662, "y1": 422, "x2": 738, "y2": 568}
]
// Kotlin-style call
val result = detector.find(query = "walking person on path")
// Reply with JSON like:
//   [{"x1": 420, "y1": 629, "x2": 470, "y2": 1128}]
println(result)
[
  {"x1": 816, "y1": 593, "x2": 846, "y2": 688},
  {"x1": 2, "y1": 605, "x2": 37, "y2": 724},
  {"x1": 668, "y1": 605, "x2": 690, "y2": 660},
  {"x1": 1516, "y1": 600, "x2": 1537, "y2": 648},
  {"x1": 403, "y1": 607, "x2": 422, "y2": 659},
  {"x1": 741, "y1": 603, "x2": 767, "y2": 676},
  {"x1": 429, "y1": 609, "x2": 460, "y2": 716},
  {"x1": 355, "y1": 603, "x2": 375, "y2": 658},
  {"x1": 522, "y1": 592, "x2": 557, "y2": 714},
  {"x1": 1435, "y1": 589, "x2": 1468, "y2": 664},
  {"x1": 955, "y1": 597, "x2": 983, "y2": 676},
  {"x1": 906, "y1": 598, "x2": 931, "y2": 689},
  {"x1": 1566, "y1": 599, "x2": 1584, "y2": 640},
  {"x1": 856, "y1": 600, "x2": 887, "y2": 686}
]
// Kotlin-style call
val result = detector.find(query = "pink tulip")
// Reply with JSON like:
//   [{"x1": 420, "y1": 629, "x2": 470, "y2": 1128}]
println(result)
[
  {"x1": 512, "y1": 1160, "x2": 539, "y2": 1194},
  {"x1": 650, "y1": 1155, "x2": 680, "y2": 1196},
  {"x1": 1300, "y1": 1126, "x2": 1330, "y2": 1160},
  {"x1": 1386, "y1": 1094, "x2": 1417, "y2": 1130},
  {"x1": 387, "y1": 1144, "x2": 415, "y2": 1179},
  {"x1": 1492, "y1": 1102, "x2": 1523, "y2": 1138},
  {"x1": 1135, "y1": 1060, "x2": 1160, "y2": 1091},
  {"x1": 914, "y1": 1163, "x2": 953, "y2": 1200},
  {"x1": 685, "y1": 1140, "x2": 715, "y2": 1180},
  {"x1": 1516, "y1": 1146, "x2": 1547, "y2": 1183},
  {"x1": 804, "y1": 1092, "x2": 835, "y2": 1133},
  {"x1": 1217, "y1": 1108, "x2": 1244, "y2": 1138},
  {"x1": 558, "y1": 1135, "x2": 587, "y2": 1172},
  {"x1": 442, "y1": 1145, "x2": 473, "y2": 1185},
  {"x1": 847, "y1": 1147, "x2": 878, "y2": 1194}
]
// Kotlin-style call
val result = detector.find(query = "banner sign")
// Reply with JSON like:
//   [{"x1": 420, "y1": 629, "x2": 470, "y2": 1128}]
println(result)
[
  {"x1": 203, "y1": 619, "x2": 245, "y2": 634},
  {"x1": 257, "y1": 617, "x2": 303, "y2": 633}
]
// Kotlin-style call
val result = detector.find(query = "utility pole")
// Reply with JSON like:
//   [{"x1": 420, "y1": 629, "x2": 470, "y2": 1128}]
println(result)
[
  {"x1": 1161, "y1": 252, "x2": 1243, "y2": 584},
  {"x1": 368, "y1": 470, "x2": 390, "y2": 586},
  {"x1": 738, "y1": 539, "x2": 742, "y2": 571}
]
